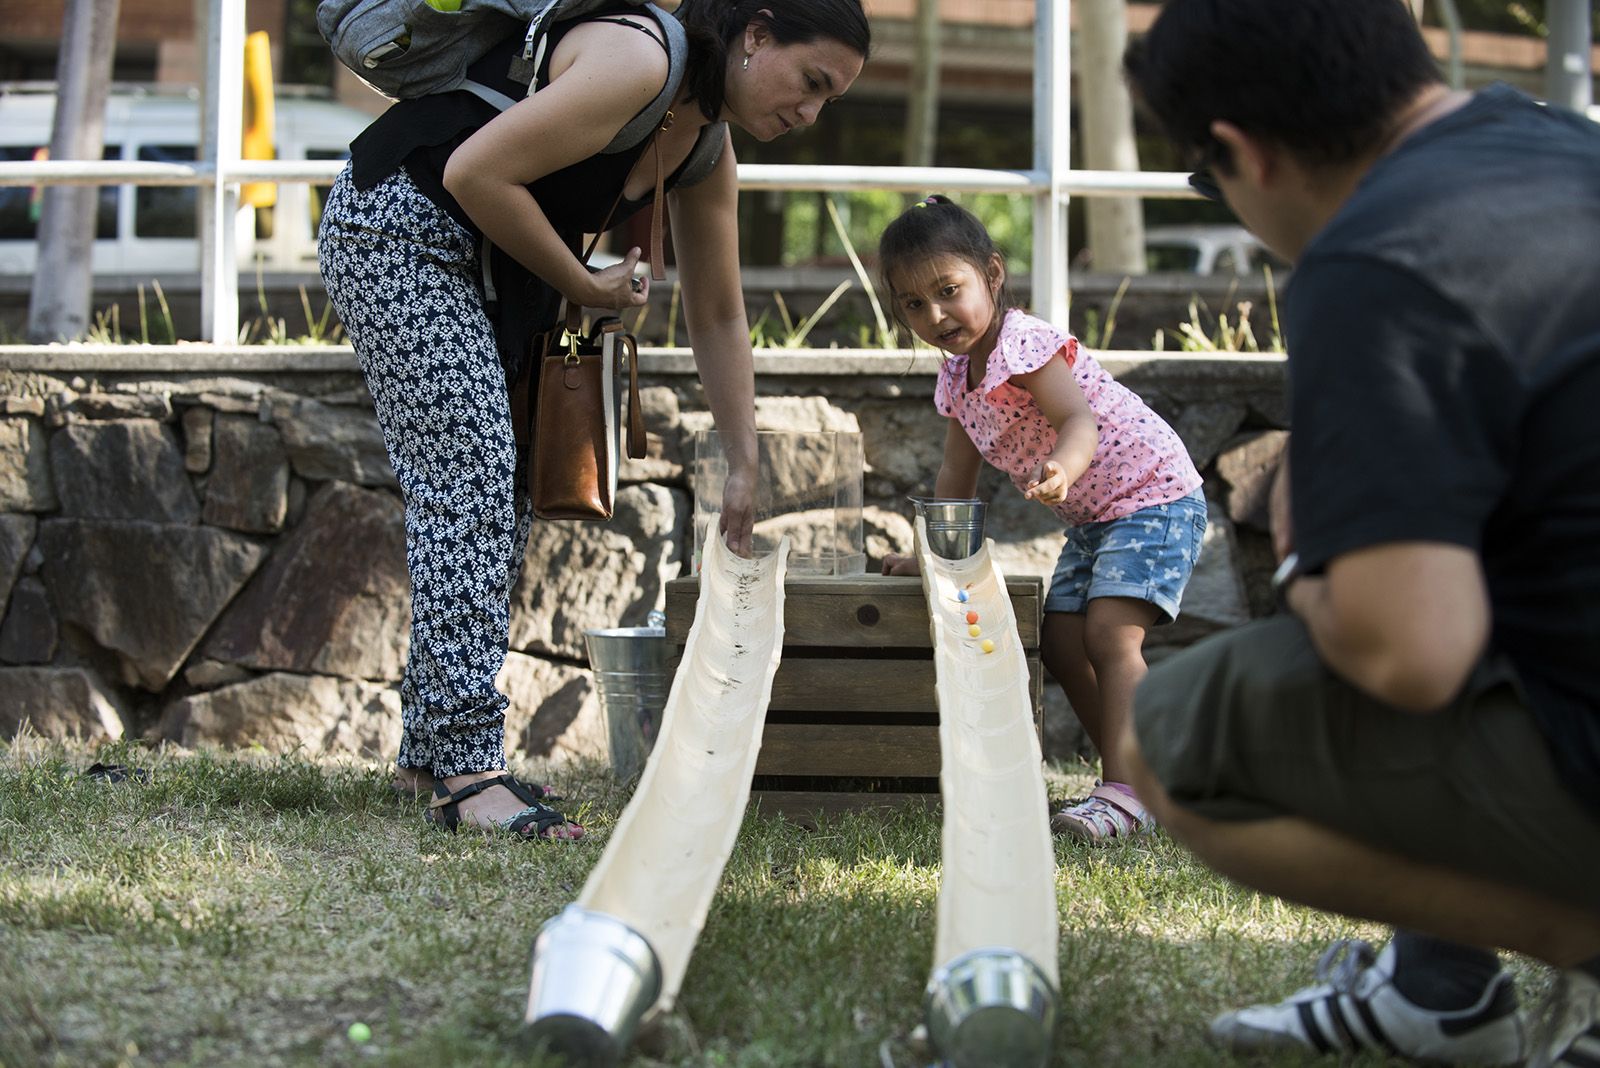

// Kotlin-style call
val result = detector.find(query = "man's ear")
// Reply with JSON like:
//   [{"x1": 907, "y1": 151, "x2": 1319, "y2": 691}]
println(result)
[{"x1": 1211, "y1": 119, "x2": 1276, "y2": 188}]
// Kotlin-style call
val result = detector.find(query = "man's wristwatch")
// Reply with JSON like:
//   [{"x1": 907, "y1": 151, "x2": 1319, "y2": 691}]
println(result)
[{"x1": 1270, "y1": 551, "x2": 1302, "y2": 603}]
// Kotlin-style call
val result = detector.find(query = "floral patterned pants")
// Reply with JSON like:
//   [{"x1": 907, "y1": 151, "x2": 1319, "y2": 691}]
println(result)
[{"x1": 319, "y1": 164, "x2": 534, "y2": 779}]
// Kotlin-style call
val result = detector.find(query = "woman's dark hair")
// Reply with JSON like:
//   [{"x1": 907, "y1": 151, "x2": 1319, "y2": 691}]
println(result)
[
  {"x1": 1124, "y1": 0, "x2": 1442, "y2": 170},
  {"x1": 677, "y1": 0, "x2": 872, "y2": 122},
  {"x1": 877, "y1": 194, "x2": 1016, "y2": 345}
]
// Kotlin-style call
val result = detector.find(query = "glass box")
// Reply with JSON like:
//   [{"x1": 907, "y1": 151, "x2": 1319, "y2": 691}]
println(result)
[{"x1": 693, "y1": 430, "x2": 866, "y2": 575}]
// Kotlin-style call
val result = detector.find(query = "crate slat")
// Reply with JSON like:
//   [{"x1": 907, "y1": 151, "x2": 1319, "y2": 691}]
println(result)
[
  {"x1": 665, "y1": 574, "x2": 1041, "y2": 647},
  {"x1": 671, "y1": 658, "x2": 1043, "y2": 718},
  {"x1": 754, "y1": 723, "x2": 941, "y2": 777},
  {"x1": 750, "y1": 791, "x2": 939, "y2": 823}
]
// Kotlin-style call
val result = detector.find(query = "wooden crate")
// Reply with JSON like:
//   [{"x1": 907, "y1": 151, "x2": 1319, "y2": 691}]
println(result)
[{"x1": 664, "y1": 573, "x2": 1044, "y2": 819}]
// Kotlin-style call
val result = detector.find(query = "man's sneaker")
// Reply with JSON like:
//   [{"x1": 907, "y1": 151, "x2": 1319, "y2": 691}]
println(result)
[
  {"x1": 1530, "y1": 967, "x2": 1600, "y2": 1068},
  {"x1": 1050, "y1": 781, "x2": 1151, "y2": 842},
  {"x1": 1210, "y1": 939, "x2": 1525, "y2": 1065}
]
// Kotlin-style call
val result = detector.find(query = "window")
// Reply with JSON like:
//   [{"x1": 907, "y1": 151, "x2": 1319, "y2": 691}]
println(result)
[
  {"x1": 306, "y1": 147, "x2": 350, "y2": 237},
  {"x1": 0, "y1": 144, "x2": 121, "y2": 241},
  {"x1": 134, "y1": 144, "x2": 197, "y2": 238},
  {"x1": 1249, "y1": 245, "x2": 1291, "y2": 273},
  {"x1": 1145, "y1": 243, "x2": 1200, "y2": 273}
]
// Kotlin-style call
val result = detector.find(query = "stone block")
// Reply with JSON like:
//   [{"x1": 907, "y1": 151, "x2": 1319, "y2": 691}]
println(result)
[
  {"x1": 0, "y1": 513, "x2": 37, "y2": 611},
  {"x1": 0, "y1": 666, "x2": 124, "y2": 740},
  {"x1": 48, "y1": 420, "x2": 199, "y2": 522},
  {"x1": 619, "y1": 386, "x2": 685, "y2": 484},
  {"x1": 182, "y1": 405, "x2": 213, "y2": 473},
  {"x1": 1215, "y1": 430, "x2": 1290, "y2": 532},
  {"x1": 38, "y1": 519, "x2": 267, "y2": 690},
  {"x1": 510, "y1": 483, "x2": 687, "y2": 660},
  {"x1": 0, "y1": 577, "x2": 57, "y2": 664},
  {"x1": 57, "y1": 390, "x2": 174, "y2": 423},
  {"x1": 268, "y1": 396, "x2": 397, "y2": 488},
  {"x1": 0, "y1": 418, "x2": 57, "y2": 513},
  {"x1": 500, "y1": 651, "x2": 605, "y2": 764},
  {"x1": 204, "y1": 481, "x2": 409, "y2": 682},
  {"x1": 202, "y1": 414, "x2": 289, "y2": 534},
  {"x1": 1173, "y1": 400, "x2": 1249, "y2": 471},
  {"x1": 158, "y1": 671, "x2": 399, "y2": 759}
]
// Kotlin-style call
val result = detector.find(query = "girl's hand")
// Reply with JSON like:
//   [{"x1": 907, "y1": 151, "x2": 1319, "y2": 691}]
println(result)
[
  {"x1": 881, "y1": 552, "x2": 921, "y2": 577},
  {"x1": 719, "y1": 464, "x2": 756, "y2": 557},
  {"x1": 1024, "y1": 460, "x2": 1070, "y2": 505},
  {"x1": 582, "y1": 247, "x2": 649, "y2": 311}
]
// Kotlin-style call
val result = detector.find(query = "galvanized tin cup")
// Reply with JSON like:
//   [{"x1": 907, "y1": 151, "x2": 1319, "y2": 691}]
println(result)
[
  {"x1": 923, "y1": 948, "x2": 1058, "y2": 1068},
  {"x1": 584, "y1": 625, "x2": 670, "y2": 782},
  {"x1": 523, "y1": 905, "x2": 663, "y2": 1067},
  {"x1": 909, "y1": 496, "x2": 988, "y2": 560}
]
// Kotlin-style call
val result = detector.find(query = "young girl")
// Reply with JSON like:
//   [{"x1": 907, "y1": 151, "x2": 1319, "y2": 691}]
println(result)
[{"x1": 878, "y1": 195, "x2": 1207, "y2": 842}]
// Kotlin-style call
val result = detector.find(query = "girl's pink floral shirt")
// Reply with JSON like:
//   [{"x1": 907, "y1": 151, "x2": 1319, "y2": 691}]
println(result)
[{"x1": 935, "y1": 308, "x2": 1202, "y2": 526}]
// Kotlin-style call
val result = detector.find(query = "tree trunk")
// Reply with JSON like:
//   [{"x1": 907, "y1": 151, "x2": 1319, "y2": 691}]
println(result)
[
  {"x1": 27, "y1": 0, "x2": 122, "y2": 342},
  {"x1": 1077, "y1": 0, "x2": 1144, "y2": 275},
  {"x1": 903, "y1": 0, "x2": 941, "y2": 169}
]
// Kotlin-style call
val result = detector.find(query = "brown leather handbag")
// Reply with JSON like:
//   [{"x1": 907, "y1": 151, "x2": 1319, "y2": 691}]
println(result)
[
  {"x1": 510, "y1": 122, "x2": 668, "y2": 520},
  {"x1": 527, "y1": 302, "x2": 646, "y2": 521}
]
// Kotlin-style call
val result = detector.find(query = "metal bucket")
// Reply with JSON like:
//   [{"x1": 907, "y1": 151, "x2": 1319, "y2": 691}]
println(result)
[
  {"x1": 909, "y1": 496, "x2": 988, "y2": 560},
  {"x1": 584, "y1": 624, "x2": 669, "y2": 782},
  {"x1": 924, "y1": 948, "x2": 1058, "y2": 1068},
  {"x1": 523, "y1": 905, "x2": 663, "y2": 1067}
]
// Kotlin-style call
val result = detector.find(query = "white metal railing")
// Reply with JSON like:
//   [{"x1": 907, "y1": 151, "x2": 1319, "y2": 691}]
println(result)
[
  {"x1": 2, "y1": 0, "x2": 1206, "y2": 343},
  {"x1": 0, "y1": 161, "x2": 1201, "y2": 196},
  {"x1": 0, "y1": 161, "x2": 1203, "y2": 197}
]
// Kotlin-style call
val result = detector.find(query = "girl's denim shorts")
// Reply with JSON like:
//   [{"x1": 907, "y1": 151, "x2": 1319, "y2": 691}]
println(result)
[{"x1": 1044, "y1": 489, "x2": 1208, "y2": 623}]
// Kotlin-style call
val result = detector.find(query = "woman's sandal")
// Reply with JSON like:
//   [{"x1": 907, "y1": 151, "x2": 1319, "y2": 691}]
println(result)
[
  {"x1": 393, "y1": 767, "x2": 562, "y2": 804},
  {"x1": 424, "y1": 774, "x2": 584, "y2": 841}
]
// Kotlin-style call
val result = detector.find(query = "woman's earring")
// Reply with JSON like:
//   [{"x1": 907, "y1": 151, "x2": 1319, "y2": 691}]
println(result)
[{"x1": 742, "y1": 54, "x2": 750, "y2": 71}]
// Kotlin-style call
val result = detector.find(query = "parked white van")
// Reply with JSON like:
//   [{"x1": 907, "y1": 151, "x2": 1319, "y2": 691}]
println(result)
[
  {"x1": 1142, "y1": 224, "x2": 1287, "y2": 277},
  {"x1": 0, "y1": 83, "x2": 374, "y2": 278}
]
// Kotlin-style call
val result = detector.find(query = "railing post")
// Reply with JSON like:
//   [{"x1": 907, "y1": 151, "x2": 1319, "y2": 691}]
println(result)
[
  {"x1": 1546, "y1": 0, "x2": 1594, "y2": 113},
  {"x1": 198, "y1": 0, "x2": 243, "y2": 343},
  {"x1": 1032, "y1": 0, "x2": 1071, "y2": 325}
]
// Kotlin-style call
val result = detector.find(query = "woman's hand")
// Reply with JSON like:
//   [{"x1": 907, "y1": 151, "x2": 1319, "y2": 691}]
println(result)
[
  {"x1": 1024, "y1": 460, "x2": 1070, "y2": 506},
  {"x1": 881, "y1": 552, "x2": 922, "y2": 577},
  {"x1": 719, "y1": 464, "x2": 756, "y2": 557},
  {"x1": 581, "y1": 247, "x2": 650, "y2": 311}
]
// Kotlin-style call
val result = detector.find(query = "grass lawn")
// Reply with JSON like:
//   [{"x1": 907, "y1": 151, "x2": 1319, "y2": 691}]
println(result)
[{"x1": 0, "y1": 735, "x2": 1551, "y2": 1067}]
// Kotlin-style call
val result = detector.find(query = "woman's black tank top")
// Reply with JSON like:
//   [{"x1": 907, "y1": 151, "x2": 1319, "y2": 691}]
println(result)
[{"x1": 344, "y1": 3, "x2": 713, "y2": 362}]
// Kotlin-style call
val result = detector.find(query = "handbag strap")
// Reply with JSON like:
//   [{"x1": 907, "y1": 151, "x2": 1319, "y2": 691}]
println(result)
[
  {"x1": 577, "y1": 112, "x2": 672, "y2": 281},
  {"x1": 564, "y1": 115, "x2": 669, "y2": 341},
  {"x1": 554, "y1": 113, "x2": 667, "y2": 450},
  {"x1": 621, "y1": 331, "x2": 645, "y2": 459}
]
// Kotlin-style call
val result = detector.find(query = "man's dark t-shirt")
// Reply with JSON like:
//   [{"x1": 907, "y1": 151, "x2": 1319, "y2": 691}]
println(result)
[{"x1": 1285, "y1": 84, "x2": 1600, "y2": 813}]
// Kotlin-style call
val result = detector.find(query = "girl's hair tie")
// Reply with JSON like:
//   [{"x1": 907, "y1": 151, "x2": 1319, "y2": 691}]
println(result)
[{"x1": 916, "y1": 193, "x2": 951, "y2": 208}]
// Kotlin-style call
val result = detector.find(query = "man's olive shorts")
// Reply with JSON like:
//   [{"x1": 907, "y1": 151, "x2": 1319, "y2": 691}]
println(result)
[{"x1": 1134, "y1": 615, "x2": 1599, "y2": 911}]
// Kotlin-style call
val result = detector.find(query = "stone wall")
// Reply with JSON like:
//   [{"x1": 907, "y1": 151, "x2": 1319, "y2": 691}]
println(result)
[{"x1": 0, "y1": 347, "x2": 1289, "y2": 766}]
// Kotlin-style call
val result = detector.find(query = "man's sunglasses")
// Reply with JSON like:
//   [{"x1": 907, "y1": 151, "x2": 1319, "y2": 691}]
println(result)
[{"x1": 1187, "y1": 166, "x2": 1224, "y2": 203}]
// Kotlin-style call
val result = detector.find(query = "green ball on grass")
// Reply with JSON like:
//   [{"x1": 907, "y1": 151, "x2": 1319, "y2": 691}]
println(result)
[{"x1": 347, "y1": 1021, "x2": 372, "y2": 1044}]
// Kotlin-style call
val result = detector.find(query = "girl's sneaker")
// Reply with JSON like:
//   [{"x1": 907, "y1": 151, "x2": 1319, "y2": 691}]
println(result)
[{"x1": 1050, "y1": 781, "x2": 1151, "y2": 842}]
